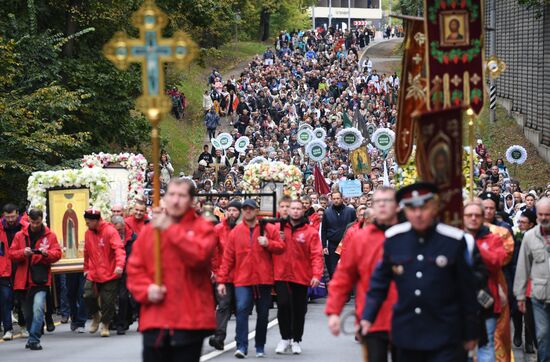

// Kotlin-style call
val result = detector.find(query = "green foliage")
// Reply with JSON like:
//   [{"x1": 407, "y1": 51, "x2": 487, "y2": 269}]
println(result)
[
  {"x1": 0, "y1": 37, "x2": 89, "y2": 204},
  {"x1": 197, "y1": 48, "x2": 223, "y2": 67},
  {"x1": 0, "y1": 0, "x2": 151, "y2": 206}
]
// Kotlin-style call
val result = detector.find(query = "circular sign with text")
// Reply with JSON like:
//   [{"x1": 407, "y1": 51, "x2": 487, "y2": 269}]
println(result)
[
  {"x1": 336, "y1": 127, "x2": 363, "y2": 151},
  {"x1": 371, "y1": 128, "x2": 395, "y2": 152},
  {"x1": 216, "y1": 133, "x2": 233, "y2": 150},
  {"x1": 234, "y1": 136, "x2": 250, "y2": 153},
  {"x1": 305, "y1": 140, "x2": 327, "y2": 162},
  {"x1": 297, "y1": 128, "x2": 314, "y2": 146},
  {"x1": 298, "y1": 123, "x2": 314, "y2": 131},
  {"x1": 313, "y1": 127, "x2": 327, "y2": 141},
  {"x1": 211, "y1": 138, "x2": 222, "y2": 150},
  {"x1": 505, "y1": 145, "x2": 527, "y2": 165}
]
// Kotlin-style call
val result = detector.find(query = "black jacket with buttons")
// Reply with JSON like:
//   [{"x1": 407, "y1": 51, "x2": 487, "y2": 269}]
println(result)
[{"x1": 362, "y1": 222, "x2": 479, "y2": 351}]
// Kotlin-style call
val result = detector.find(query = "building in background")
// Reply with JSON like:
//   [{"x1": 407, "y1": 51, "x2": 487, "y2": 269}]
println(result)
[{"x1": 309, "y1": 0, "x2": 383, "y2": 31}]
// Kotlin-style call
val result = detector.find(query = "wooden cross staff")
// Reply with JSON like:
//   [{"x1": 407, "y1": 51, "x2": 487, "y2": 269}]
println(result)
[{"x1": 104, "y1": 0, "x2": 196, "y2": 285}]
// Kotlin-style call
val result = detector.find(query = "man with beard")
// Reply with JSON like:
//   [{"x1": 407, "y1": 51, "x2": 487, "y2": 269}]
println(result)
[
  {"x1": 510, "y1": 210, "x2": 537, "y2": 353},
  {"x1": 273, "y1": 199, "x2": 323, "y2": 355},
  {"x1": 127, "y1": 178, "x2": 217, "y2": 362},
  {"x1": 209, "y1": 200, "x2": 242, "y2": 350},
  {"x1": 0, "y1": 204, "x2": 27, "y2": 339},
  {"x1": 321, "y1": 191, "x2": 356, "y2": 278},
  {"x1": 480, "y1": 192, "x2": 514, "y2": 361},
  {"x1": 326, "y1": 187, "x2": 399, "y2": 362},
  {"x1": 9, "y1": 209, "x2": 62, "y2": 350},
  {"x1": 514, "y1": 198, "x2": 550, "y2": 362}
]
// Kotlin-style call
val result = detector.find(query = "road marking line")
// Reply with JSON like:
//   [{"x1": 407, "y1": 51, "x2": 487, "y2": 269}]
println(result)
[{"x1": 200, "y1": 319, "x2": 279, "y2": 361}]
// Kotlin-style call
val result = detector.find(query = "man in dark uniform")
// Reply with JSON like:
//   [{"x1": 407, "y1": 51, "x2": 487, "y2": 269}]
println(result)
[{"x1": 361, "y1": 182, "x2": 478, "y2": 361}]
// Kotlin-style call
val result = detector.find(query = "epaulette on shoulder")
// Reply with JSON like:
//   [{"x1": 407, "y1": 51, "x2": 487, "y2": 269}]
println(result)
[
  {"x1": 436, "y1": 223, "x2": 464, "y2": 240},
  {"x1": 385, "y1": 222, "x2": 412, "y2": 239}
]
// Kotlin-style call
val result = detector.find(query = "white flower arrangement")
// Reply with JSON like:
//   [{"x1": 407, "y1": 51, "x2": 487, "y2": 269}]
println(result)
[
  {"x1": 27, "y1": 168, "x2": 112, "y2": 222},
  {"x1": 81, "y1": 152, "x2": 147, "y2": 205},
  {"x1": 241, "y1": 162, "x2": 303, "y2": 199}
]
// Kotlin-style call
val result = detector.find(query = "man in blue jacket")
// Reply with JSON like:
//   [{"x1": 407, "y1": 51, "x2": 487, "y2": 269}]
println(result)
[{"x1": 361, "y1": 182, "x2": 478, "y2": 361}]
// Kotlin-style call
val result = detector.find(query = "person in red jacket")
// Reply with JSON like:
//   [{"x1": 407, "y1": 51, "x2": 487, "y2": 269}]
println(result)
[
  {"x1": 1, "y1": 204, "x2": 28, "y2": 338},
  {"x1": 9, "y1": 209, "x2": 61, "y2": 350},
  {"x1": 302, "y1": 195, "x2": 321, "y2": 231},
  {"x1": 326, "y1": 187, "x2": 399, "y2": 362},
  {"x1": 82, "y1": 208, "x2": 125, "y2": 337},
  {"x1": 127, "y1": 178, "x2": 217, "y2": 362},
  {"x1": 209, "y1": 199, "x2": 242, "y2": 350},
  {"x1": 0, "y1": 212, "x2": 14, "y2": 340},
  {"x1": 217, "y1": 198, "x2": 285, "y2": 358},
  {"x1": 463, "y1": 201, "x2": 508, "y2": 361},
  {"x1": 125, "y1": 200, "x2": 149, "y2": 237},
  {"x1": 273, "y1": 199, "x2": 323, "y2": 355}
]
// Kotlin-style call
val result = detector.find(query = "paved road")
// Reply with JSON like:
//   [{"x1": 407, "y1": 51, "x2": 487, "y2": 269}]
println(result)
[
  {"x1": 0, "y1": 299, "x2": 361, "y2": 361},
  {"x1": 363, "y1": 38, "x2": 403, "y2": 74}
]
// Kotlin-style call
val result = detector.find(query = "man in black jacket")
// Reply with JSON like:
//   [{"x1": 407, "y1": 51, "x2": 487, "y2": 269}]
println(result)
[{"x1": 321, "y1": 192, "x2": 356, "y2": 278}]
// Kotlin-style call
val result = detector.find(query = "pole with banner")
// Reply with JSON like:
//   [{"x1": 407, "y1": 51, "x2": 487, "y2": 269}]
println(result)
[
  {"x1": 391, "y1": 15, "x2": 427, "y2": 165},
  {"x1": 103, "y1": 0, "x2": 197, "y2": 285}
]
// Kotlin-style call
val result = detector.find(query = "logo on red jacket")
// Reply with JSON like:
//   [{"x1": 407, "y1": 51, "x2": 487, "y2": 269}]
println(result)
[
  {"x1": 99, "y1": 238, "x2": 105, "y2": 247},
  {"x1": 39, "y1": 237, "x2": 49, "y2": 249},
  {"x1": 295, "y1": 233, "x2": 305, "y2": 243}
]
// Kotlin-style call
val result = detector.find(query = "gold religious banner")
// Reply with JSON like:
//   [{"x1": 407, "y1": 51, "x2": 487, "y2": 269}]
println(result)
[
  {"x1": 104, "y1": 0, "x2": 196, "y2": 284},
  {"x1": 393, "y1": 16, "x2": 427, "y2": 165},
  {"x1": 423, "y1": 0, "x2": 485, "y2": 115},
  {"x1": 48, "y1": 188, "x2": 89, "y2": 273},
  {"x1": 415, "y1": 107, "x2": 464, "y2": 228},
  {"x1": 350, "y1": 147, "x2": 371, "y2": 176}
]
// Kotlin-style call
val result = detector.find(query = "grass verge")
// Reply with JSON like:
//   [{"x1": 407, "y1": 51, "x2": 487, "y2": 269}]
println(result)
[
  {"x1": 161, "y1": 41, "x2": 268, "y2": 174},
  {"x1": 476, "y1": 104, "x2": 550, "y2": 189}
]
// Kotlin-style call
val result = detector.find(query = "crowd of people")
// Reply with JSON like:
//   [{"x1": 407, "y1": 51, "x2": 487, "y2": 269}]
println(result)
[
  {"x1": 1, "y1": 25, "x2": 550, "y2": 362},
  {"x1": 195, "y1": 26, "x2": 400, "y2": 204}
]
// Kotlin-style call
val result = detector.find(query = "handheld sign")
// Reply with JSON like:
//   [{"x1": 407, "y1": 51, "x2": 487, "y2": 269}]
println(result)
[
  {"x1": 211, "y1": 138, "x2": 222, "y2": 150},
  {"x1": 234, "y1": 136, "x2": 250, "y2": 153},
  {"x1": 336, "y1": 128, "x2": 363, "y2": 151},
  {"x1": 313, "y1": 127, "x2": 327, "y2": 141},
  {"x1": 306, "y1": 140, "x2": 327, "y2": 162},
  {"x1": 505, "y1": 145, "x2": 527, "y2": 165},
  {"x1": 371, "y1": 128, "x2": 394, "y2": 152},
  {"x1": 217, "y1": 133, "x2": 233, "y2": 150},
  {"x1": 297, "y1": 128, "x2": 314, "y2": 146},
  {"x1": 339, "y1": 180, "x2": 362, "y2": 197}
]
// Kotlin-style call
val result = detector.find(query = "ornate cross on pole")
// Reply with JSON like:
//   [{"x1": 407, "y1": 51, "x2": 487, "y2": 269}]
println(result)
[{"x1": 104, "y1": 0, "x2": 196, "y2": 285}]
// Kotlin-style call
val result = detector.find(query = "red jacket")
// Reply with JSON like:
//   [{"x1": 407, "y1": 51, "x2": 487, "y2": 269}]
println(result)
[
  {"x1": 474, "y1": 227, "x2": 508, "y2": 314},
  {"x1": 326, "y1": 224, "x2": 397, "y2": 332},
  {"x1": 84, "y1": 221, "x2": 126, "y2": 283},
  {"x1": 305, "y1": 209, "x2": 321, "y2": 231},
  {"x1": 273, "y1": 219, "x2": 324, "y2": 286},
  {"x1": 0, "y1": 230, "x2": 11, "y2": 278},
  {"x1": 217, "y1": 221, "x2": 285, "y2": 287},
  {"x1": 336, "y1": 221, "x2": 363, "y2": 255},
  {"x1": 126, "y1": 210, "x2": 217, "y2": 331},
  {"x1": 9, "y1": 225, "x2": 62, "y2": 290},
  {"x1": 125, "y1": 216, "x2": 149, "y2": 236},
  {"x1": 212, "y1": 220, "x2": 235, "y2": 282}
]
